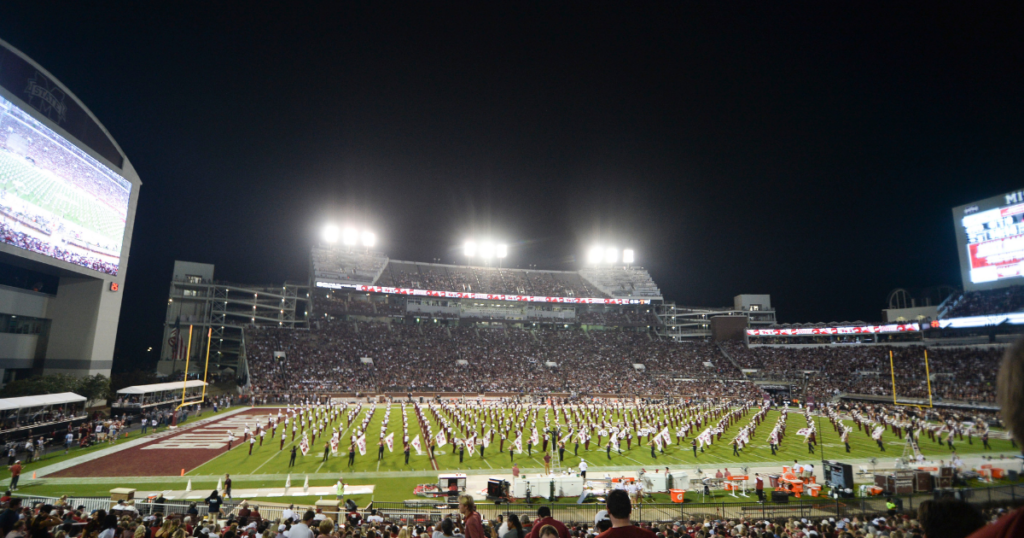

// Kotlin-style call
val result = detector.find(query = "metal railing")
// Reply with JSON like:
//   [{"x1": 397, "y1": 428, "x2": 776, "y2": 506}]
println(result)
[{"x1": 8, "y1": 483, "x2": 1022, "y2": 525}]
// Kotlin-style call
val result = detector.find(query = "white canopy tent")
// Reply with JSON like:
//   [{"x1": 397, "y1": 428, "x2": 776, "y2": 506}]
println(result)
[
  {"x1": 0, "y1": 392, "x2": 88, "y2": 434},
  {"x1": 114, "y1": 380, "x2": 207, "y2": 410},
  {"x1": 117, "y1": 380, "x2": 207, "y2": 395}
]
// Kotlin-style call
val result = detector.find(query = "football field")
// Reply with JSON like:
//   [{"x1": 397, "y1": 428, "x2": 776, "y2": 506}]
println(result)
[{"x1": 5, "y1": 404, "x2": 1017, "y2": 505}]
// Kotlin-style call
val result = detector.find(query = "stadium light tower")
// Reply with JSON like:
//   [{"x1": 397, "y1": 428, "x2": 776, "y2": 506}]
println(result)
[
  {"x1": 587, "y1": 246, "x2": 603, "y2": 264},
  {"x1": 342, "y1": 227, "x2": 358, "y2": 247},
  {"x1": 605, "y1": 247, "x2": 618, "y2": 264},
  {"x1": 497, "y1": 244, "x2": 508, "y2": 268},
  {"x1": 361, "y1": 231, "x2": 376, "y2": 248},
  {"x1": 623, "y1": 249, "x2": 635, "y2": 266},
  {"x1": 480, "y1": 242, "x2": 495, "y2": 260},
  {"x1": 322, "y1": 225, "x2": 340, "y2": 244}
]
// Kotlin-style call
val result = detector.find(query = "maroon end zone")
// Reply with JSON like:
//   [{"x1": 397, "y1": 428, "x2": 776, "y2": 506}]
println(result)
[{"x1": 50, "y1": 411, "x2": 263, "y2": 477}]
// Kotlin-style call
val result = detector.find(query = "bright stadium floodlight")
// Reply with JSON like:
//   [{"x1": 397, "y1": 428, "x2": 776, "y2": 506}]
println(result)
[
  {"x1": 342, "y1": 227, "x2": 358, "y2": 246},
  {"x1": 480, "y1": 242, "x2": 495, "y2": 259},
  {"x1": 587, "y1": 246, "x2": 603, "y2": 264},
  {"x1": 605, "y1": 247, "x2": 618, "y2": 264},
  {"x1": 623, "y1": 249, "x2": 635, "y2": 264},
  {"x1": 322, "y1": 225, "x2": 340, "y2": 244},
  {"x1": 361, "y1": 231, "x2": 376, "y2": 248},
  {"x1": 464, "y1": 241, "x2": 477, "y2": 257},
  {"x1": 496, "y1": 244, "x2": 508, "y2": 259}
]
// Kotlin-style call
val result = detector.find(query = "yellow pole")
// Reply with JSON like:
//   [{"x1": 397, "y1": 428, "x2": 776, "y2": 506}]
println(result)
[
  {"x1": 181, "y1": 325, "x2": 193, "y2": 407},
  {"x1": 201, "y1": 328, "x2": 212, "y2": 404},
  {"x1": 889, "y1": 349, "x2": 898, "y2": 405},
  {"x1": 924, "y1": 349, "x2": 933, "y2": 408}
]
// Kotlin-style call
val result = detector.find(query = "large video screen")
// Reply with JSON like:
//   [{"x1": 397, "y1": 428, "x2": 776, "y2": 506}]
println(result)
[
  {"x1": 954, "y1": 190, "x2": 1024, "y2": 291},
  {"x1": 0, "y1": 94, "x2": 130, "y2": 276}
]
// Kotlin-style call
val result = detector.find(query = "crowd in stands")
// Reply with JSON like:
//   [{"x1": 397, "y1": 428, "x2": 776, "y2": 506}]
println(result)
[
  {"x1": 578, "y1": 267, "x2": 661, "y2": 298},
  {"x1": 311, "y1": 249, "x2": 387, "y2": 285},
  {"x1": 721, "y1": 342, "x2": 1001, "y2": 403},
  {"x1": 245, "y1": 322, "x2": 742, "y2": 400},
  {"x1": 945, "y1": 285, "x2": 1024, "y2": 318},
  {"x1": 377, "y1": 263, "x2": 600, "y2": 298},
  {"x1": 0, "y1": 221, "x2": 118, "y2": 275},
  {"x1": 0, "y1": 404, "x2": 85, "y2": 434},
  {"x1": 1, "y1": 104, "x2": 131, "y2": 214}
]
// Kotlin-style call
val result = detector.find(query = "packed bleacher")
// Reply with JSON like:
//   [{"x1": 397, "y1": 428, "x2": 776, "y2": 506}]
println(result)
[
  {"x1": 944, "y1": 285, "x2": 1024, "y2": 318},
  {"x1": 245, "y1": 322, "x2": 742, "y2": 399},
  {"x1": 578, "y1": 266, "x2": 662, "y2": 299},
  {"x1": 311, "y1": 248, "x2": 388, "y2": 286},
  {"x1": 376, "y1": 261, "x2": 601, "y2": 297},
  {"x1": 721, "y1": 342, "x2": 1001, "y2": 403},
  {"x1": 0, "y1": 220, "x2": 119, "y2": 275}
]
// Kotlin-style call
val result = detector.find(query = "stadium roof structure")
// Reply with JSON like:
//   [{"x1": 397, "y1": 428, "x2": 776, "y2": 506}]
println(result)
[
  {"x1": 117, "y1": 380, "x2": 206, "y2": 395},
  {"x1": 0, "y1": 392, "x2": 86, "y2": 412}
]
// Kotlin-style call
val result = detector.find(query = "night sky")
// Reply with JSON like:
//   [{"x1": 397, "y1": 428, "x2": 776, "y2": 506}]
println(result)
[{"x1": 1, "y1": 3, "x2": 1022, "y2": 370}]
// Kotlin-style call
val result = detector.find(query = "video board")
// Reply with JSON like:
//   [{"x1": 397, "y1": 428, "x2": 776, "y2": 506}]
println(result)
[
  {"x1": 0, "y1": 93, "x2": 130, "y2": 275},
  {"x1": 954, "y1": 189, "x2": 1024, "y2": 291}
]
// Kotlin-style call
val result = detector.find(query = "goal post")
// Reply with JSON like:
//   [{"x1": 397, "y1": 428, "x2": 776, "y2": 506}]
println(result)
[{"x1": 888, "y1": 349, "x2": 933, "y2": 408}]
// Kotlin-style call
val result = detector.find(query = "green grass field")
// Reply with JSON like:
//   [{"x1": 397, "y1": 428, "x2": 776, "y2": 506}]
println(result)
[
  {"x1": 10, "y1": 404, "x2": 1020, "y2": 505},
  {"x1": 187, "y1": 405, "x2": 1017, "y2": 476}
]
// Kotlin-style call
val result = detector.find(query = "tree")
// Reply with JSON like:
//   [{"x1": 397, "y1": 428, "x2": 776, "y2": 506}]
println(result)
[{"x1": 0, "y1": 373, "x2": 111, "y2": 401}]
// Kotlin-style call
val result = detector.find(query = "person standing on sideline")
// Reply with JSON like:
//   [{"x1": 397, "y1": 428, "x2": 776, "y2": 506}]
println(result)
[
  {"x1": 7, "y1": 461, "x2": 21, "y2": 491},
  {"x1": 754, "y1": 473, "x2": 764, "y2": 502},
  {"x1": 289, "y1": 445, "x2": 298, "y2": 467},
  {"x1": 579, "y1": 460, "x2": 587, "y2": 481},
  {"x1": 224, "y1": 474, "x2": 232, "y2": 499},
  {"x1": 543, "y1": 452, "x2": 552, "y2": 475}
]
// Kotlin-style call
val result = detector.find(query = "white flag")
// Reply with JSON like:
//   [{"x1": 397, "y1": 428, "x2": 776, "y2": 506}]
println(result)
[
  {"x1": 435, "y1": 430, "x2": 447, "y2": 448},
  {"x1": 384, "y1": 432, "x2": 394, "y2": 452},
  {"x1": 411, "y1": 435, "x2": 422, "y2": 455},
  {"x1": 356, "y1": 435, "x2": 367, "y2": 456}
]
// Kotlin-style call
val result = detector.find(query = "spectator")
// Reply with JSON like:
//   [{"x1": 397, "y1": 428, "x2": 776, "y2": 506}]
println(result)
[
  {"x1": 597, "y1": 490, "x2": 655, "y2": 538},
  {"x1": 526, "y1": 508, "x2": 569, "y2": 538}
]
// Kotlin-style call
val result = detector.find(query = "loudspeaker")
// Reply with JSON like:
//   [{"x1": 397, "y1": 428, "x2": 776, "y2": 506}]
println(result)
[{"x1": 772, "y1": 491, "x2": 790, "y2": 503}]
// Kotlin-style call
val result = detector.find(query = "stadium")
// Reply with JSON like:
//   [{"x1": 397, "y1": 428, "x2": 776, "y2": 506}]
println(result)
[
  {"x1": 6, "y1": 206, "x2": 1024, "y2": 529},
  {"x1": 2, "y1": 10, "x2": 1024, "y2": 538}
]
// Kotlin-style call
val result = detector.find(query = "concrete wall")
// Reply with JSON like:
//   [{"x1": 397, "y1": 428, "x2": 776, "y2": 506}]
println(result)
[
  {"x1": 172, "y1": 261, "x2": 214, "y2": 282},
  {"x1": 883, "y1": 305, "x2": 938, "y2": 323},
  {"x1": 0, "y1": 285, "x2": 50, "y2": 318},
  {"x1": 734, "y1": 294, "x2": 772, "y2": 311},
  {"x1": 43, "y1": 276, "x2": 119, "y2": 375}
]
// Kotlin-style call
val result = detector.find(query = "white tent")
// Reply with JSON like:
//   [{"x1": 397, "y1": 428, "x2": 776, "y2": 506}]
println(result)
[
  {"x1": 117, "y1": 380, "x2": 207, "y2": 395},
  {"x1": 632, "y1": 363, "x2": 646, "y2": 371},
  {"x1": 0, "y1": 392, "x2": 86, "y2": 412}
]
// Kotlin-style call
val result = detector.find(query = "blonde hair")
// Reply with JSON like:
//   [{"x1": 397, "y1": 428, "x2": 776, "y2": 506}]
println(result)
[
  {"x1": 319, "y1": 519, "x2": 335, "y2": 535},
  {"x1": 457, "y1": 495, "x2": 475, "y2": 512},
  {"x1": 1000, "y1": 340, "x2": 1024, "y2": 442}
]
